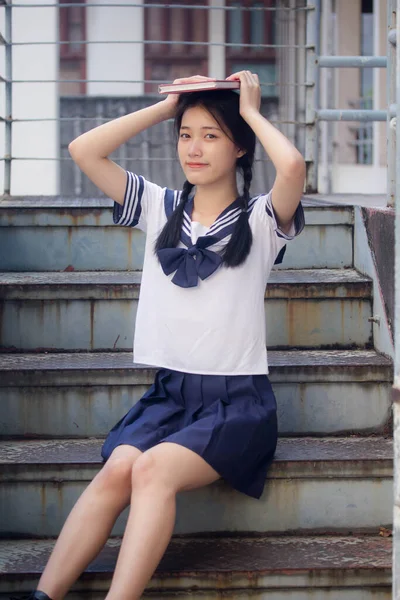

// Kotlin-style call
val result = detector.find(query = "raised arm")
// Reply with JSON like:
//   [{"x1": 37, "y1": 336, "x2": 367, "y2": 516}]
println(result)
[
  {"x1": 68, "y1": 75, "x2": 216, "y2": 205},
  {"x1": 226, "y1": 71, "x2": 306, "y2": 234},
  {"x1": 68, "y1": 101, "x2": 173, "y2": 205}
]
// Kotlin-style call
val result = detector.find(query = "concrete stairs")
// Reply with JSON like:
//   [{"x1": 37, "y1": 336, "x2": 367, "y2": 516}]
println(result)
[
  {"x1": 0, "y1": 536, "x2": 392, "y2": 599},
  {"x1": 0, "y1": 197, "x2": 394, "y2": 598}
]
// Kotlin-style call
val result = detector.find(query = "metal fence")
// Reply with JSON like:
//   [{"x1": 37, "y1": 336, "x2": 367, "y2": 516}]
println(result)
[
  {"x1": 0, "y1": 0, "x2": 312, "y2": 197},
  {"x1": 0, "y1": 1, "x2": 393, "y2": 197},
  {"x1": 394, "y1": 2, "x2": 400, "y2": 598},
  {"x1": 59, "y1": 95, "x2": 279, "y2": 195}
]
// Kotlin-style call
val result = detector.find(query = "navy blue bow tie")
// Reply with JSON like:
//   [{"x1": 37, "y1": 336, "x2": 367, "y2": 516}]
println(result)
[{"x1": 157, "y1": 235, "x2": 222, "y2": 288}]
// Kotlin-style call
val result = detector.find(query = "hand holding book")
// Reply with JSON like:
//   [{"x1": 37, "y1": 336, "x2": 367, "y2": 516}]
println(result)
[
  {"x1": 225, "y1": 71, "x2": 261, "y2": 119},
  {"x1": 160, "y1": 75, "x2": 219, "y2": 115},
  {"x1": 159, "y1": 71, "x2": 260, "y2": 120}
]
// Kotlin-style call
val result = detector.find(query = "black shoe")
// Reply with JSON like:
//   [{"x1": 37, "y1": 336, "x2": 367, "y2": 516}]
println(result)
[{"x1": 10, "y1": 591, "x2": 53, "y2": 600}]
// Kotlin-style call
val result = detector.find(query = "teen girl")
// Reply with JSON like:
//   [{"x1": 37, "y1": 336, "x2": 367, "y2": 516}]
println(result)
[{"x1": 20, "y1": 71, "x2": 305, "y2": 600}]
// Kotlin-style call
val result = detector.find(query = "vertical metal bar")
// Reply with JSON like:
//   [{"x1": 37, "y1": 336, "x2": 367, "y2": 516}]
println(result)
[
  {"x1": 320, "y1": 0, "x2": 332, "y2": 193},
  {"x1": 295, "y1": 1, "x2": 307, "y2": 159},
  {"x1": 393, "y1": 1, "x2": 400, "y2": 597},
  {"x1": 305, "y1": 0, "x2": 321, "y2": 193},
  {"x1": 4, "y1": 0, "x2": 12, "y2": 196},
  {"x1": 277, "y1": 0, "x2": 289, "y2": 140},
  {"x1": 372, "y1": 0, "x2": 380, "y2": 169},
  {"x1": 287, "y1": 0, "x2": 296, "y2": 144},
  {"x1": 388, "y1": 0, "x2": 396, "y2": 207}
]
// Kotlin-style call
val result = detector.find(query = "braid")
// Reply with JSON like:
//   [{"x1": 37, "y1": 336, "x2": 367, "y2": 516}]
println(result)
[
  {"x1": 242, "y1": 158, "x2": 253, "y2": 211},
  {"x1": 154, "y1": 180, "x2": 194, "y2": 253},
  {"x1": 222, "y1": 154, "x2": 253, "y2": 267}
]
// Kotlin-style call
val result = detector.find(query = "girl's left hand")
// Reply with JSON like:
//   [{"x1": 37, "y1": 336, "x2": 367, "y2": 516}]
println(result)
[{"x1": 226, "y1": 71, "x2": 261, "y2": 118}]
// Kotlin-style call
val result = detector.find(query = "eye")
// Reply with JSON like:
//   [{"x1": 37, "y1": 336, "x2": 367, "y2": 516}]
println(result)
[
  {"x1": 206, "y1": 134, "x2": 217, "y2": 139},
  {"x1": 180, "y1": 133, "x2": 190, "y2": 139}
]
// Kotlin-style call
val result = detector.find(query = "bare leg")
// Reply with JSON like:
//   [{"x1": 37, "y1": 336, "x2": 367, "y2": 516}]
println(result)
[
  {"x1": 105, "y1": 442, "x2": 221, "y2": 600},
  {"x1": 36, "y1": 445, "x2": 142, "y2": 600}
]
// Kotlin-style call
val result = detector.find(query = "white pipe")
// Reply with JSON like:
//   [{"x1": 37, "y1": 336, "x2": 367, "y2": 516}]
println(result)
[
  {"x1": 208, "y1": 0, "x2": 225, "y2": 79},
  {"x1": 320, "y1": 0, "x2": 333, "y2": 193},
  {"x1": 373, "y1": 0, "x2": 381, "y2": 168}
]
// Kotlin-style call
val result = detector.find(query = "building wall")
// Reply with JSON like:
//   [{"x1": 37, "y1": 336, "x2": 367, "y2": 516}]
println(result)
[
  {"x1": 0, "y1": 0, "x2": 390, "y2": 197},
  {"x1": 335, "y1": 0, "x2": 361, "y2": 166},
  {"x1": 86, "y1": 0, "x2": 144, "y2": 96},
  {"x1": 0, "y1": 0, "x2": 58, "y2": 195},
  {"x1": 208, "y1": 0, "x2": 226, "y2": 79}
]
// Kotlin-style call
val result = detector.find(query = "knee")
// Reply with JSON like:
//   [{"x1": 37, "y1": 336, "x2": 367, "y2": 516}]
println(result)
[
  {"x1": 131, "y1": 452, "x2": 172, "y2": 493},
  {"x1": 96, "y1": 454, "x2": 135, "y2": 494}
]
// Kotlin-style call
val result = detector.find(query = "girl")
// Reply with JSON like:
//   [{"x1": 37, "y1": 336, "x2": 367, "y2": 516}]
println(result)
[{"x1": 19, "y1": 71, "x2": 305, "y2": 600}]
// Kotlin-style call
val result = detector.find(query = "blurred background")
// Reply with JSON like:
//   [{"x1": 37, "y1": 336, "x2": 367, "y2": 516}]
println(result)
[{"x1": 0, "y1": 0, "x2": 388, "y2": 197}]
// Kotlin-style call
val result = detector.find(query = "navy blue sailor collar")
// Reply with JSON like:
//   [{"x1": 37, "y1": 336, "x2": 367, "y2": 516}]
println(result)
[{"x1": 157, "y1": 188, "x2": 254, "y2": 288}]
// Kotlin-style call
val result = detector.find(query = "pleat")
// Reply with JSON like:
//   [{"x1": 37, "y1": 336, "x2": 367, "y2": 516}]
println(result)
[
  {"x1": 101, "y1": 369, "x2": 185, "y2": 460},
  {"x1": 181, "y1": 373, "x2": 203, "y2": 423},
  {"x1": 101, "y1": 368, "x2": 278, "y2": 499}
]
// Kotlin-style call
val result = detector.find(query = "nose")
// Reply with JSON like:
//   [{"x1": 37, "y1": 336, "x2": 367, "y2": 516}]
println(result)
[{"x1": 188, "y1": 139, "x2": 202, "y2": 157}]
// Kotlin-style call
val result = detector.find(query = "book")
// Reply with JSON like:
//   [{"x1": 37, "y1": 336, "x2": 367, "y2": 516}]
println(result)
[{"x1": 158, "y1": 80, "x2": 240, "y2": 94}]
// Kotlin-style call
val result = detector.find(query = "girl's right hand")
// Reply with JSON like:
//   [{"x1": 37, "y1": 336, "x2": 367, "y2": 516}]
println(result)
[{"x1": 162, "y1": 75, "x2": 217, "y2": 116}]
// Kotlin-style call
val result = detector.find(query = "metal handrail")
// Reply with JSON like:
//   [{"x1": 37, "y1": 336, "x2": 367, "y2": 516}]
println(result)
[
  {"x1": 394, "y1": 2, "x2": 400, "y2": 598},
  {"x1": 304, "y1": 1, "x2": 395, "y2": 204}
]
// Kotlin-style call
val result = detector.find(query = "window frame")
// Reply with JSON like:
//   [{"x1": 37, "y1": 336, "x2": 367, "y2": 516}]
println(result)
[
  {"x1": 226, "y1": 0, "x2": 276, "y2": 66},
  {"x1": 144, "y1": 0, "x2": 208, "y2": 93}
]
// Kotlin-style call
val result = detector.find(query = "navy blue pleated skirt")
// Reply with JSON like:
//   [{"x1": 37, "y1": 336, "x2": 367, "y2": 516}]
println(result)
[{"x1": 100, "y1": 368, "x2": 278, "y2": 499}]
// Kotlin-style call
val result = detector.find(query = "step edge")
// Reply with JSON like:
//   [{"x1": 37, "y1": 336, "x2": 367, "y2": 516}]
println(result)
[{"x1": 0, "y1": 350, "x2": 393, "y2": 372}]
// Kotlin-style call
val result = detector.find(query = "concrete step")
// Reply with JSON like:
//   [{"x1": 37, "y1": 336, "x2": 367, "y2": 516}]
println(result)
[
  {"x1": 0, "y1": 350, "x2": 392, "y2": 437},
  {"x1": 0, "y1": 437, "x2": 392, "y2": 537},
  {"x1": 0, "y1": 535, "x2": 391, "y2": 599},
  {"x1": 0, "y1": 269, "x2": 373, "y2": 351},
  {"x1": 0, "y1": 199, "x2": 354, "y2": 271}
]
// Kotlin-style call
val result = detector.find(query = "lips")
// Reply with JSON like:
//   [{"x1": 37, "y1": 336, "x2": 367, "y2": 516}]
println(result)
[{"x1": 187, "y1": 163, "x2": 208, "y2": 168}]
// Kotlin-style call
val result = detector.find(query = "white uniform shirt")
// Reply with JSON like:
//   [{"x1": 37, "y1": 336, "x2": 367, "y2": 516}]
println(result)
[{"x1": 114, "y1": 171, "x2": 305, "y2": 375}]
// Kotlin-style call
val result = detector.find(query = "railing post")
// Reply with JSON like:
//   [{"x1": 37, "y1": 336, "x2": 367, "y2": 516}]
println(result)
[
  {"x1": 388, "y1": 0, "x2": 397, "y2": 208},
  {"x1": 393, "y1": 1, "x2": 400, "y2": 598},
  {"x1": 3, "y1": 0, "x2": 12, "y2": 196},
  {"x1": 305, "y1": 0, "x2": 321, "y2": 193}
]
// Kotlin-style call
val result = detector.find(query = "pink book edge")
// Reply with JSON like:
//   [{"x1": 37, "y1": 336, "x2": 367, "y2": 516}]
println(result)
[{"x1": 158, "y1": 81, "x2": 240, "y2": 94}]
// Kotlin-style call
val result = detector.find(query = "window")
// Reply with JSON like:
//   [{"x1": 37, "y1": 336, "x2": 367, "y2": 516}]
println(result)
[
  {"x1": 226, "y1": 0, "x2": 277, "y2": 97},
  {"x1": 144, "y1": 0, "x2": 208, "y2": 94},
  {"x1": 59, "y1": 0, "x2": 87, "y2": 95}
]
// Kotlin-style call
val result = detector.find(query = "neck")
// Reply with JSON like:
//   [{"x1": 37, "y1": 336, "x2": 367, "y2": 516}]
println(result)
[{"x1": 192, "y1": 178, "x2": 239, "y2": 216}]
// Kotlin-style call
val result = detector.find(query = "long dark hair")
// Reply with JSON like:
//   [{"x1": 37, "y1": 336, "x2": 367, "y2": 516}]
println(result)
[{"x1": 154, "y1": 90, "x2": 256, "y2": 267}]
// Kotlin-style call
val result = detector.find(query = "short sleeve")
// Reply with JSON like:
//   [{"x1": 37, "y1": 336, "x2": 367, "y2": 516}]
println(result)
[
  {"x1": 252, "y1": 190, "x2": 305, "y2": 266},
  {"x1": 264, "y1": 189, "x2": 305, "y2": 241},
  {"x1": 112, "y1": 171, "x2": 164, "y2": 233}
]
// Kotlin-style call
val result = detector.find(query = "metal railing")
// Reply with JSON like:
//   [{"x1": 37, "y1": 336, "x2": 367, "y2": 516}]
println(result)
[
  {"x1": 307, "y1": 4, "x2": 399, "y2": 593},
  {"x1": 0, "y1": 1, "x2": 390, "y2": 196},
  {"x1": 348, "y1": 97, "x2": 374, "y2": 165},
  {"x1": 0, "y1": 0, "x2": 310, "y2": 197},
  {"x1": 394, "y1": 2, "x2": 400, "y2": 597},
  {"x1": 306, "y1": 0, "x2": 393, "y2": 199}
]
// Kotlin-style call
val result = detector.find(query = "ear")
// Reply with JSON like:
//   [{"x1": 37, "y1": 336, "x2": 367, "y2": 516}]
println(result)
[{"x1": 237, "y1": 148, "x2": 246, "y2": 158}]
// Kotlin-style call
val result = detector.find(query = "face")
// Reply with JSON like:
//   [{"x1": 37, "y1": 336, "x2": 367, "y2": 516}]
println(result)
[{"x1": 177, "y1": 105, "x2": 245, "y2": 187}]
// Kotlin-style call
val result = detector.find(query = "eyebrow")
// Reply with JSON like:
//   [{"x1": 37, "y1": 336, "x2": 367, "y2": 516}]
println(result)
[{"x1": 180, "y1": 126, "x2": 221, "y2": 131}]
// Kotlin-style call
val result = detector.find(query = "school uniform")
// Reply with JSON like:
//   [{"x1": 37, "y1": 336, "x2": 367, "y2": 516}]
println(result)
[{"x1": 101, "y1": 171, "x2": 305, "y2": 499}]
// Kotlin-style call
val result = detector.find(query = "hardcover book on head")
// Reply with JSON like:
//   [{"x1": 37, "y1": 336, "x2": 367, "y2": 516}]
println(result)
[{"x1": 158, "y1": 80, "x2": 240, "y2": 94}]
